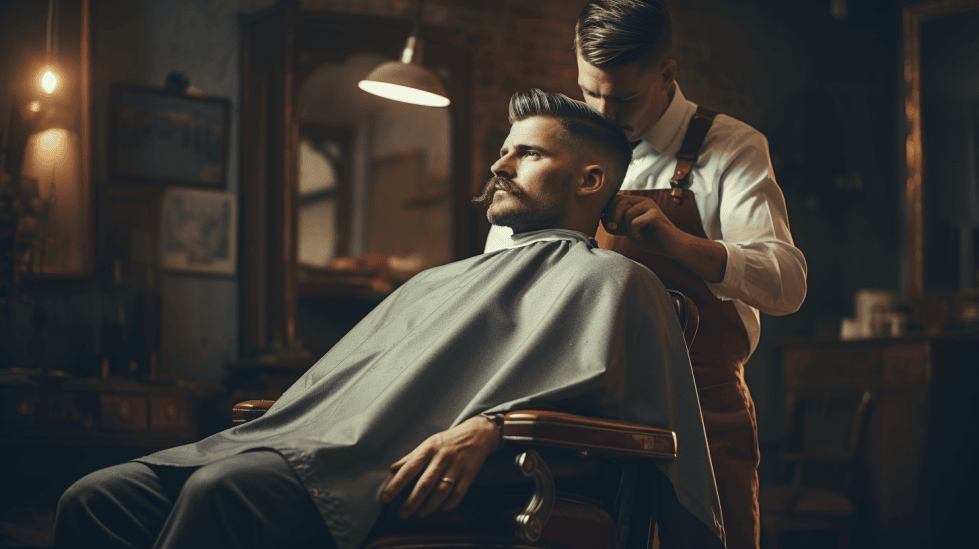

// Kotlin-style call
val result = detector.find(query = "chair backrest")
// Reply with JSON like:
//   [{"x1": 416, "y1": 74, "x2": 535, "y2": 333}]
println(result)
[
  {"x1": 776, "y1": 389, "x2": 874, "y2": 498},
  {"x1": 779, "y1": 389, "x2": 874, "y2": 462},
  {"x1": 667, "y1": 289, "x2": 699, "y2": 350}
]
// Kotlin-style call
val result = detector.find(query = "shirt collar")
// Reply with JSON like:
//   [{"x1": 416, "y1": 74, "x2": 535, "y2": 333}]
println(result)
[
  {"x1": 510, "y1": 228, "x2": 597, "y2": 249},
  {"x1": 639, "y1": 83, "x2": 693, "y2": 154}
]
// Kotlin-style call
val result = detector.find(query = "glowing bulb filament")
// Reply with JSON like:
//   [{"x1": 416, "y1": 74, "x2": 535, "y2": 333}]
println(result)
[{"x1": 41, "y1": 70, "x2": 58, "y2": 94}]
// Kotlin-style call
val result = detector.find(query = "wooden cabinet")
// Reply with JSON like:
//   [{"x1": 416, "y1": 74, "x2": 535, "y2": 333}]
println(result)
[
  {"x1": 778, "y1": 336, "x2": 979, "y2": 549},
  {"x1": 0, "y1": 374, "x2": 219, "y2": 546},
  {"x1": 1, "y1": 374, "x2": 211, "y2": 447}
]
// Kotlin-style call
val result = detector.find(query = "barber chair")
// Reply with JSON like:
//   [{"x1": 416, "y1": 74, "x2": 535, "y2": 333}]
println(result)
[
  {"x1": 759, "y1": 389, "x2": 874, "y2": 549},
  {"x1": 233, "y1": 291, "x2": 714, "y2": 549}
]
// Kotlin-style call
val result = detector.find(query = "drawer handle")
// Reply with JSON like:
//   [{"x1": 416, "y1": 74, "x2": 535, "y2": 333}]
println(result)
[
  {"x1": 166, "y1": 404, "x2": 178, "y2": 419},
  {"x1": 119, "y1": 400, "x2": 131, "y2": 419},
  {"x1": 16, "y1": 400, "x2": 34, "y2": 416}
]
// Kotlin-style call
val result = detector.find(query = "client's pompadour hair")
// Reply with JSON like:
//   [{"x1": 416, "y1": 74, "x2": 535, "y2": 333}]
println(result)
[{"x1": 508, "y1": 88, "x2": 633, "y2": 194}]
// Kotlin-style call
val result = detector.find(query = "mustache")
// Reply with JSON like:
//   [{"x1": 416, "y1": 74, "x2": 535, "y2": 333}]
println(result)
[{"x1": 471, "y1": 175, "x2": 521, "y2": 208}]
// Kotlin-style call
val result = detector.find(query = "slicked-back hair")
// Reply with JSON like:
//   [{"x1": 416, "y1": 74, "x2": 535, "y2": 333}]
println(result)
[
  {"x1": 508, "y1": 89, "x2": 633, "y2": 196},
  {"x1": 575, "y1": 0, "x2": 672, "y2": 69}
]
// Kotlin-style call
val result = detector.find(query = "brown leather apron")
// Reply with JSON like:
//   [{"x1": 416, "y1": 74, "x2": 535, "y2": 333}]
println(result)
[{"x1": 596, "y1": 122, "x2": 761, "y2": 549}]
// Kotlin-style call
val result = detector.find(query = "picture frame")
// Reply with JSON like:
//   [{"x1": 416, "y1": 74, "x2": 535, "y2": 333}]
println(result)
[
  {"x1": 109, "y1": 85, "x2": 230, "y2": 188},
  {"x1": 159, "y1": 187, "x2": 236, "y2": 276}
]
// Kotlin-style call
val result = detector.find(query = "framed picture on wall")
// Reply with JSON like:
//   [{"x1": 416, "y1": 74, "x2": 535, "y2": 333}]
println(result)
[
  {"x1": 109, "y1": 85, "x2": 230, "y2": 188},
  {"x1": 159, "y1": 188, "x2": 236, "y2": 276}
]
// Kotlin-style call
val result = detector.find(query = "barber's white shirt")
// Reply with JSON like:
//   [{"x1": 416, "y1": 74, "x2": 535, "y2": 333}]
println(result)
[{"x1": 485, "y1": 84, "x2": 808, "y2": 355}]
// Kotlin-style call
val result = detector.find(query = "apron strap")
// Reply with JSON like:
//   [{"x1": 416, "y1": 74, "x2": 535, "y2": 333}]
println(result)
[{"x1": 670, "y1": 105, "x2": 718, "y2": 205}]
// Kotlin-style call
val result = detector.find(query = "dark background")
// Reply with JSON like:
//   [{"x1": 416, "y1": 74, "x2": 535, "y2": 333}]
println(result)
[{"x1": 1, "y1": 0, "x2": 976, "y2": 547}]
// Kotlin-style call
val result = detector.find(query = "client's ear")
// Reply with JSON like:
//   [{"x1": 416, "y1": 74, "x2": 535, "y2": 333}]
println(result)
[{"x1": 576, "y1": 165, "x2": 605, "y2": 198}]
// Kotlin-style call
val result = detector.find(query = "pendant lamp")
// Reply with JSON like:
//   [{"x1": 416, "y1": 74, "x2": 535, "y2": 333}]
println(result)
[{"x1": 357, "y1": 0, "x2": 450, "y2": 107}]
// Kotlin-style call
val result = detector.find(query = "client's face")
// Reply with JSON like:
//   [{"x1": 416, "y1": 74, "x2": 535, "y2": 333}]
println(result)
[{"x1": 475, "y1": 116, "x2": 576, "y2": 232}]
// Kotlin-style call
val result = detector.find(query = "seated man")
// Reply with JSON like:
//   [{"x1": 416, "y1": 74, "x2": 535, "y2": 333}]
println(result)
[{"x1": 53, "y1": 89, "x2": 723, "y2": 549}]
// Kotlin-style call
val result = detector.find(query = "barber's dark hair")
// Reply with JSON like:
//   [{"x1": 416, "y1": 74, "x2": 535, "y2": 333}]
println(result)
[
  {"x1": 508, "y1": 88, "x2": 632, "y2": 195},
  {"x1": 575, "y1": 0, "x2": 672, "y2": 69}
]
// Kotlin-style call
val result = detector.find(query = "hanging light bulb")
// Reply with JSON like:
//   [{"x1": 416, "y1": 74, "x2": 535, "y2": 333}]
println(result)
[
  {"x1": 40, "y1": 68, "x2": 59, "y2": 94},
  {"x1": 32, "y1": 0, "x2": 62, "y2": 97},
  {"x1": 357, "y1": 0, "x2": 450, "y2": 107}
]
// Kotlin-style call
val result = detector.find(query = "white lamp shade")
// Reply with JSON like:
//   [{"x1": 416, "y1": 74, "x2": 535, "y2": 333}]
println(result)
[
  {"x1": 358, "y1": 61, "x2": 450, "y2": 107},
  {"x1": 21, "y1": 128, "x2": 85, "y2": 271}
]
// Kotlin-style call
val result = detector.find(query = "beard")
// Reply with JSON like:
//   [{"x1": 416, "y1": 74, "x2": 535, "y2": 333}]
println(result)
[{"x1": 472, "y1": 175, "x2": 564, "y2": 231}]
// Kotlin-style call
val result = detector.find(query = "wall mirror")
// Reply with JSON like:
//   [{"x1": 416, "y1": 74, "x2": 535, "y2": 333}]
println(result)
[
  {"x1": 296, "y1": 53, "x2": 453, "y2": 281},
  {"x1": 903, "y1": 0, "x2": 979, "y2": 299},
  {"x1": 239, "y1": 0, "x2": 473, "y2": 364}
]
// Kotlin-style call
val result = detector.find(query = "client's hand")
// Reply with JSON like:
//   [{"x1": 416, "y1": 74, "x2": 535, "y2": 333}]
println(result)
[{"x1": 380, "y1": 415, "x2": 501, "y2": 519}]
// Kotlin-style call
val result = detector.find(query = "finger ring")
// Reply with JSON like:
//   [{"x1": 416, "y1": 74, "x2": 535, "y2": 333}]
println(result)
[{"x1": 440, "y1": 477, "x2": 456, "y2": 485}]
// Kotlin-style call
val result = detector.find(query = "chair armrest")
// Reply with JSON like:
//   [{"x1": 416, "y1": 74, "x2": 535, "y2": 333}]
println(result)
[
  {"x1": 502, "y1": 410, "x2": 676, "y2": 461},
  {"x1": 232, "y1": 400, "x2": 276, "y2": 424},
  {"x1": 232, "y1": 403, "x2": 678, "y2": 462}
]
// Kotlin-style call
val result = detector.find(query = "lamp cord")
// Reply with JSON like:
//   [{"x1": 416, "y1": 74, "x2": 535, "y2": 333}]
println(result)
[
  {"x1": 412, "y1": 0, "x2": 425, "y2": 35},
  {"x1": 46, "y1": 0, "x2": 59, "y2": 60},
  {"x1": 46, "y1": 0, "x2": 54, "y2": 57},
  {"x1": 53, "y1": 0, "x2": 60, "y2": 57}
]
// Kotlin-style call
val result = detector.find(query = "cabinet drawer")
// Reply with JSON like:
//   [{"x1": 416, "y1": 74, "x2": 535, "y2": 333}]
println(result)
[
  {"x1": 2, "y1": 389, "x2": 92, "y2": 427},
  {"x1": 150, "y1": 396, "x2": 190, "y2": 429},
  {"x1": 100, "y1": 394, "x2": 148, "y2": 430},
  {"x1": 783, "y1": 347, "x2": 882, "y2": 389}
]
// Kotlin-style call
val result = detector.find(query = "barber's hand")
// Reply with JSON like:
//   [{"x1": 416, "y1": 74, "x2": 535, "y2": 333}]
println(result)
[
  {"x1": 380, "y1": 416, "x2": 501, "y2": 519},
  {"x1": 602, "y1": 194, "x2": 682, "y2": 257}
]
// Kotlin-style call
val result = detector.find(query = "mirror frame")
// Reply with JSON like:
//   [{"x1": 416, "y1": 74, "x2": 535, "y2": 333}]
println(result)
[
  {"x1": 238, "y1": 0, "x2": 473, "y2": 364},
  {"x1": 902, "y1": 0, "x2": 979, "y2": 299}
]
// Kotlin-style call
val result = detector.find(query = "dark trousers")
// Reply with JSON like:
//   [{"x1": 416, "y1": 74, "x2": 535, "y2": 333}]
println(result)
[{"x1": 52, "y1": 450, "x2": 336, "y2": 549}]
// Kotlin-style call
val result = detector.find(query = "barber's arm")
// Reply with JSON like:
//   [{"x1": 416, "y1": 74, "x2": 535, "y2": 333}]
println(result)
[
  {"x1": 708, "y1": 133, "x2": 807, "y2": 316},
  {"x1": 380, "y1": 414, "x2": 502, "y2": 519},
  {"x1": 603, "y1": 132, "x2": 807, "y2": 316}
]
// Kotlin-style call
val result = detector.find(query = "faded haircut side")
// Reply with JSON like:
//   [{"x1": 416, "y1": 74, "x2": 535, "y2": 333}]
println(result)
[{"x1": 507, "y1": 88, "x2": 632, "y2": 195}]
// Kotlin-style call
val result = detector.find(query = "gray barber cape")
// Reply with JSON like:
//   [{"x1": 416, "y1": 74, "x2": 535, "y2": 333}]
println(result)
[{"x1": 137, "y1": 229, "x2": 724, "y2": 548}]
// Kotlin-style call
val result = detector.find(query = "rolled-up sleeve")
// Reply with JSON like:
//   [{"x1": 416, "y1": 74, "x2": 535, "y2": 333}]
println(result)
[{"x1": 706, "y1": 133, "x2": 807, "y2": 316}]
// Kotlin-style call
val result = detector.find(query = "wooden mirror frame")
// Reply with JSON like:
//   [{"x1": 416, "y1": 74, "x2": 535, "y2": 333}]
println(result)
[
  {"x1": 238, "y1": 0, "x2": 473, "y2": 364},
  {"x1": 902, "y1": 0, "x2": 979, "y2": 299}
]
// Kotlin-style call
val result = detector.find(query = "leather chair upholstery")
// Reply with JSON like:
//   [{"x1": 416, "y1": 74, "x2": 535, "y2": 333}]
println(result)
[{"x1": 232, "y1": 291, "x2": 703, "y2": 549}]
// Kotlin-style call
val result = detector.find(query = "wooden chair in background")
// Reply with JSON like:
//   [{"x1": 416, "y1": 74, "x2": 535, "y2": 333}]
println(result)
[{"x1": 760, "y1": 389, "x2": 875, "y2": 549}]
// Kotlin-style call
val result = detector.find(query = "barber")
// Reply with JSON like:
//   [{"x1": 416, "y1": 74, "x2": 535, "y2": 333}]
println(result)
[{"x1": 485, "y1": 2, "x2": 807, "y2": 548}]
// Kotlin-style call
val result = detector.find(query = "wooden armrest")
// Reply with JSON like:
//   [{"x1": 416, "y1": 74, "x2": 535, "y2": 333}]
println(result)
[
  {"x1": 232, "y1": 399, "x2": 276, "y2": 424},
  {"x1": 232, "y1": 403, "x2": 677, "y2": 462},
  {"x1": 502, "y1": 410, "x2": 676, "y2": 460}
]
